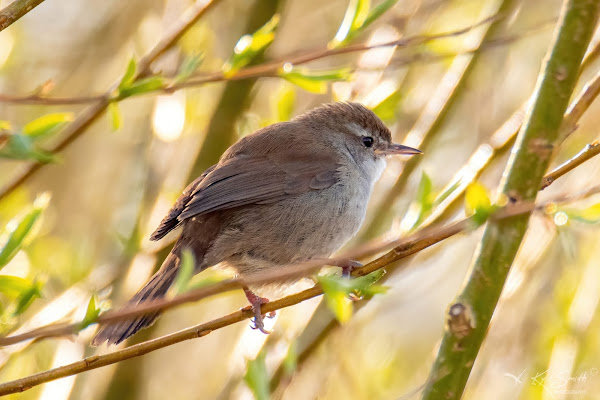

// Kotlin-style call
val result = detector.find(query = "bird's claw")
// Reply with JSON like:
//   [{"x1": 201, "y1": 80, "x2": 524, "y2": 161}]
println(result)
[{"x1": 244, "y1": 288, "x2": 273, "y2": 334}]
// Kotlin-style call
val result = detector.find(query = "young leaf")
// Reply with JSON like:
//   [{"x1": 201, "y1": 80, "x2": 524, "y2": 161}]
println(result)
[
  {"x1": 79, "y1": 294, "x2": 101, "y2": 329},
  {"x1": 563, "y1": 203, "x2": 600, "y2": 224},
  {"x1": 13, "y1": 280, "x2": 43, "y2": 316},
  {"x1": 351, "y1": 269, "x2": 388, "y2": 298},
  {"x1": 280, "y1": 67, "x2": 352, "y2": 94},
  {"x1": 118, "y1": 76, "x2": 164, "y2": 99},
  {"x1": 319, "y1": 275, "x2": 353, "y2": 323},
  {"x1": 275, "y1": 84, "x2": 296, "y2": 122},
  {"x1": 223, "y1": 15, "x2": 280, "y2": 76},
  {"x1": 244, "y1": 352, "x2": 270, "y2": 400},
  {"x1": 0, "y1": 121, "x2": 12, "y2": 131},
  {"x1": 23, "y1": 113, "x2": 74, "y2": 138},
  {"x1": 403, "y1": 171, "x2": 434, "y2": 231},
  {"x1": 0, "y1": 133, "x2": 59, "y2": 163},
  {"x1": 372, "y1": 89, "x2": 402, "y2": 122},
  {"x1": 360, "y1": 0, "x2": 399, "y2": 33},
  {"x1": 119, "y1": 58, "x2": 137, "y2": 90},
  {"x1": 0, "y1": 275, "x2": 34, "y2": 298},
  {"x1": 330, "y1": 0, "x2": 371, "y2": 47},
  {"x1": 175, "y1": 54, "x2": 204, "y2": 84},
  {"x1": 0, "y1": 193, "x2": 50, "y2": 270},
  {"x1": 318, "y1": 269, "x2": 387, "y2": 323},
  {"x1": 172, "y1": 249, "x2": 195, "y2": 294},
  {"x1": 283, "y1": 340, "x2": 298, "y2": 376},
  {"x1": 417, "y1": 171, "x2": 433, "y2": 211},
  {"x1": 465, "y1": 182, "x2": 492, "y2": 225},
  {"x1": 107, "y1": 102, "x2": 122, "y2": 131}
]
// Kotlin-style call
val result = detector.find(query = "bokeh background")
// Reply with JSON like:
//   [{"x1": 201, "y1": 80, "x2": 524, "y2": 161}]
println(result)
[{"x1": 0, "y1": 0, "x2": 600, "y2": 399}]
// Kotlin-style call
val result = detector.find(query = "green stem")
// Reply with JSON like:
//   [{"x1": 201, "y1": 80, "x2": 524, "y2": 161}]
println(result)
[{"x1": 421, "y1": 1, "x2": 600, "y2": 399}]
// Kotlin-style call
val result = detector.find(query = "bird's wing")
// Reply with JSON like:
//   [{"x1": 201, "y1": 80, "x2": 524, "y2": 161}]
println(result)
[
  {"x1": 149, "y1": 165, "x2": 216, "y2": 241},
  {"x1": 179, "y1": 153, "x2": 340, "y2": 219}
]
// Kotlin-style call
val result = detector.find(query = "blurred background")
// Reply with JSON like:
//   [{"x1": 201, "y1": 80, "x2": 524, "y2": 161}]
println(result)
[{"x1": 0, "y1": 0, "x2": 599, "y2": 399}]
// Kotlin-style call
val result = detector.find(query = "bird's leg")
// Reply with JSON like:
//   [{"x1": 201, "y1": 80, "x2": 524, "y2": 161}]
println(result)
[
  {"x1": 330, "y1": 258, "x2": 363, "y2": 278},
  {"x1": 326, "y1": 258, "x2": 363, "y2": 301},
  {"x1": 243, "y1": 287, "x2": 273, "y2": 334}
]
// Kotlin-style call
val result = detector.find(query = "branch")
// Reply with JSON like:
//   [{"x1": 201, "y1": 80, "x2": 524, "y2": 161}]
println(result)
[
  {"x1": 421, "y1": 1, "x2": 600, "y2": 399},
  {"x1": 541, "y1": 140, "x2": 600, "y2": 189},
  {"x1": 0, "y1": 0, "x2": 45, "y2": 32},
  {"x1": 0, "y1": 93, "x2": 105, "y2": 105},
  {"x1": 1, "y1": 185, "x2": 600, "y2": 395},
  {"x1": 0, "y1": 0, "x2": 223, "y2": 202}
]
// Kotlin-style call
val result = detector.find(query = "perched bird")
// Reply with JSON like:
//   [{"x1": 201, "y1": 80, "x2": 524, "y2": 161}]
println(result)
[{"x1": 92, "y1": 102, "x2": 421, "y2": 345}]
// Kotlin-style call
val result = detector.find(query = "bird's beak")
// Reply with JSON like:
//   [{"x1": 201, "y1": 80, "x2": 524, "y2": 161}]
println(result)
[{"x1": 376, "y1": 143, "x2": 422, "y2": 156}]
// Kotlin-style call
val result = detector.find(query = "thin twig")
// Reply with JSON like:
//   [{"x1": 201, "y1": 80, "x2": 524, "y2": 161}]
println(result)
[
  {"x1": 541, "y1": 140, "x2": 600, "y2": 189},
  {"x1": 0, "y1": 0, "x2": 223, "y2": 202},
  {"x1": 0, "y1": 14, "x2": 505, "y2": 106},
  {"x1": 0, "y1": 93, "x2": 105, "y2": 105},
  {"x1": 0, "y1": 0, "x2": 45, "y2": 32}
]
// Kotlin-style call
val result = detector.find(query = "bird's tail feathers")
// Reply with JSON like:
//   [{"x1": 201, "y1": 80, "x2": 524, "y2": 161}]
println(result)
[{"x1": 91, "y1": 252, "x2": 180, "y2": 346}]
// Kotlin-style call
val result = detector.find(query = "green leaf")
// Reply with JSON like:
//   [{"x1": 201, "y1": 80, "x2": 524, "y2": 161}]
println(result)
[
  {"x1": 564, "y1": 203, "x2": 600, "y2": 224},
  {"x1": 283, "y1": 340, "x2": 298, "y2": 376},
  {"x1": 0, "y1": 121, "x2": 12, "y2": 131},
  {"x1": 23, "y1": 113, "x2": 74, "y2": 139},
  {"x1": 465, "y1": 182, "x2": 492, "y2": 225},
  {"x1": 0, "y1": 193, "x2": 50, "y2": 270},
  {"x1": 361, "y1": 0, "x2": 399, "y2": 32},
  {"x1": 276, "y1": 84, "x2": 296, "y2": 121},
  {"x1": 107, "y1": 102, "x2": 122, "y2": 131},
  {"x1": 119, "y1": 58, "x2": 137, "y2": 90},
  {"x1": 403, "y1": 172, "x2": 434, "y2": 231},
  {"x1": 319, "y1": 275, "x2": 353, "y2": 323},
  {"x1": 330, "y1": 0, "x2": 371, "y2": 47},
  {"x1": 172, "y1": 249, "x2": 195, "y2": 294},
  {"x1": 223, "y1": 15, "x2": 280, "y2": 76},
  {"x1": 432, "y1": 178, "x2": 462, "y2": 208},
  {"x1": 118, "y1": 76, "x2": 164, "y2": 99},
  {"x1": 175, "y1": 54, "x2": 204, "y2": 84},
  {"x1": 318, "y1": 270, "x2": 386, "y2": 323},
  {"x1": 0, "y1": 276, "x2": 35, "y2": 299},
  {"x1": 372, "y1": 89, "x2": 402, "y2": 122},
  {"x1": 280, "y1": 67, "x2": 352, "y2": 94},
  {"x1": 13, "y1": 280, "x2": 43, "y2": 316},
  {"x1": 79, "y1": 294, "x2": 101, "y2": 329},
  {"x1": 244, "y1": 352, "x2": 270, "y2": 400},
  {"x1": 0, "y1": 133, "x2": 59, "y2": 163},
  {"x1": 351, "y1": 269, "x2": 388, "y2": 298}
]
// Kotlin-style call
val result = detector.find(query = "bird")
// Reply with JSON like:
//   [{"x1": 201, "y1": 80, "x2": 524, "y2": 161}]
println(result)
[{"x1": 92, "y1": 102, "x2": 421, "y2": 345}]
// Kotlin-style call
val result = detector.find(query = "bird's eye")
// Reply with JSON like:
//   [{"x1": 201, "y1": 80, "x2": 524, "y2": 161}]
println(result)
[{"x1": 362, "y1": 136, "x2": 374, "y2": 148}]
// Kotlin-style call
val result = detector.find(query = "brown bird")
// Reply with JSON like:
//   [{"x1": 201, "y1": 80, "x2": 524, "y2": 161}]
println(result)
[{"x1": 92, "y1": 102, "x2": 421, "y2": 345}]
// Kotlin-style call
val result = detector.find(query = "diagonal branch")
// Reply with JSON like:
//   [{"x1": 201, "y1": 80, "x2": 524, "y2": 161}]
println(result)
[
  {"x1": 0, "y1": 0, "x2": 46, "y2": 32},
  {"x1": 1, "y1": 184, "x2": 600, "y2": 396}
]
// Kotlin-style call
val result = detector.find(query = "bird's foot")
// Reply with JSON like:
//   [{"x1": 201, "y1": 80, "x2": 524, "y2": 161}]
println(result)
[
  {"x1": 333, "y1": 259, "x2": 363, "y2": 278},
  {"x1": 243, "y1": 288, "x2": 273, "y2": 334}
]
